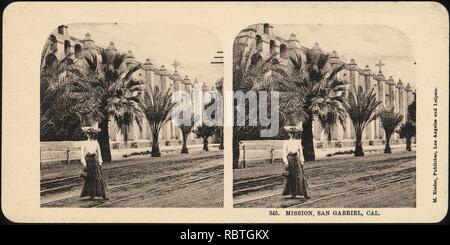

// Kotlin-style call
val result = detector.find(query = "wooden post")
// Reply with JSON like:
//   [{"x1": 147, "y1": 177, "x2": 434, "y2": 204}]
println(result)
[
  {"x1": 270, "y1": 148, "x2": 274, "y2": 164},
  {"x1": 242, "y1": 145, "x2": 246, "y2": 168},
  {"x1": 66, "y1": 149, "x2": 70, "y2": 164}
]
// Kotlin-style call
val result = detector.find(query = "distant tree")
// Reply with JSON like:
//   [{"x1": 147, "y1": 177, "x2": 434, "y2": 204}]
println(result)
[
  {"x1": 216, "y1": 126, "x2": 224, "y2": 150},
  {"x1": 143, "y1": 85, "x2": 176, "y2": 157},
  {"x1": 318, "y1": 107, "x2": 347, "y2": 143},
  {"x1": 194, "y1": 124, "x2": 216, "y2": 152},
  {"x1": 344, "y1": 85, "x2": 381, "y2": 156},
  {"x1": 407, "y1": 101, "x2": 416, "y2": 123},
  {"x1": 379, "y1": 109, "x2": 403, "y2": 154},
  {"x1": 397, "y1": 121, "x2": 416, "y2": 151},
  {"x1": 178, "y1": 113, "x2": 197, "y2": 154}
]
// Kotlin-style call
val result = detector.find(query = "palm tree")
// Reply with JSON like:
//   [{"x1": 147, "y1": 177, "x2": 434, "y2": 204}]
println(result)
[
  {"x1": 379, "y1": 109, "x2": 403, "y2": 153},
  {"x1": 81, "y1": 49, "x2": 145, "y2": 162},
  {"x1": 232, "y1": 40, "x2": 273, "y2": 167},
  {"x1": 178, "y1": 113, "x2": 197, "y2": 154},
  {"x1": 318, "y1": 107, "x2": 347, "y2": 144},
  {"x1": 41, "y1": 48, "x2": 145, "y2": 163},
  {"x1": 216, "y1": 126, "x2": 224, "y2": 150},
  {"x1": 143, "y1": 85, "x2": 176, "y2": 157},
  {"x1": 274, "y1": 49, "x2": 347, "y2": 161},
  {"x1": 194, "y1": 124, "x2": 216, "y2": 152},
  {"x1": 41, "y1": 76, "x2": 100, "y2": 141},
  {"x1": 40, "y1": 58, "x2": 93, "y2": 141},
  {"x1": 407, "y1": 101, "x2": 416, "y2": 123},
  {"x1": 398, "y1": 121, "x2": 416, "y2": 151},
  {"x1": 344, "y1": 85, "x2": 381, "y2": 156}
]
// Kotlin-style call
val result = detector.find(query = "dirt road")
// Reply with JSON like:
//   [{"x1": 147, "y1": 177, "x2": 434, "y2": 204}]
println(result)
[
  {"x1": 234, "y1": 151, "x2": 416, "y2": 208},
  {"x1": 41, "y1": 150, "x2": 223, "y2": 208}
]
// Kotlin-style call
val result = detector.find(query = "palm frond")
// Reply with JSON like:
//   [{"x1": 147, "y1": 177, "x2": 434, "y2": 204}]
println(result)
[
  {"x1": 344, "y1": 85, "x2": 381, "y2": 135},
  {"x1": 378, "y1": 108, "x2": 403, "y2": 136},
  {"x1": 193, "y1": 123, "x2": 216, "y2": 139},
  {"x1": 143, "y1": 85, "x2": 176, "y2": 138},
  {"x1": 41, "y1": 49, "x2": 145, "y2": 141}
]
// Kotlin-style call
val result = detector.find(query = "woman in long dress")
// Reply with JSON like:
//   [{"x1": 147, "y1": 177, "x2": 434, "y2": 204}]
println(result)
[
  {"x1": 80, "y1": 127, "x2": 108, "y2": 200},
  {"x1": 282, "y1": 126, "x2": 310, "y2": 199}
]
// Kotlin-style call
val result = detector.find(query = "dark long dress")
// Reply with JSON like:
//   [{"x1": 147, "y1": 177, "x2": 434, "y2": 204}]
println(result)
[
  {"x1": 282, "y1": 152, "x2": 309, "y2": 197},
  {"x1": 80, "y1": 153, "x2": 107, "y2": 199}
]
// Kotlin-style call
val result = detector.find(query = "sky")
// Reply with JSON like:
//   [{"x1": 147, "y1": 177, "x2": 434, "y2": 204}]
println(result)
[
  {"x1": 273, "y1": 24, "x2": 416, "y2": 87},
  {"x1": 64, "y1": 23, "x2": 223, "y2": 88}
]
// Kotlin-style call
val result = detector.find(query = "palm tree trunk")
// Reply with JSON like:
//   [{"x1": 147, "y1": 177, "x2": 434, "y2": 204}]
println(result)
[
  {"x1": 181, "y1": 133, "x2": 189, "y2": 154},
  {"x1": 384, "y1": 132, "x2": 392, "y2": 154},
  {"x1": 406, "y1": 137, "x2": 412, "y2": 151},
  {"x1": 151, "y1": 130, "x2": 161, "y2": 157},
  {"x1": 327, "y1": 127, "x2": 332, "y2": 142},
  {"x1": 98, "y1": 119, "x2": 112, "y2": 162},
  {"x1": 233, "y1": 134, "x2": 240, "y2": 169},
  {"x1": 302, "y1": 118, "x2": 315, "y2": 161},
  {"x1": 354, "y1": 130, "x2": 364, "y2": 156},
  {"x1": 219, "y1": 128, "x2": 224, "y2": 150},
  {"x1": 203, "y1": 137, "x2": 209, "y2": 151}
]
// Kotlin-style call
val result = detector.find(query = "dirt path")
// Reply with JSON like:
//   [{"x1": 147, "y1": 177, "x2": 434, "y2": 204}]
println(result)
[
  {"x1": 234, "y1": 151, "x2": 416, "y2": 208},
  {"x1": 41, "y1": 151, "x2": 223, "y2": 207}
]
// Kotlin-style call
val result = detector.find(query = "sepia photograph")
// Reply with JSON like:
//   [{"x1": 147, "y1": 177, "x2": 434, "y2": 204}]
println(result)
[
  {"x1": 2, "y1": 2, "x2": 447, "y2": 224},
  {"x1": 233, "y1": 23, "x2": 417, "y2": 208},
  {"x1": 39, "y1": 23, "x2": 224, "y2": 208}
]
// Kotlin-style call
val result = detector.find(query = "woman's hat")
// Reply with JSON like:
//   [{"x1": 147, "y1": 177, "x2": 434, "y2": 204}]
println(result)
[{"x1": 81, "y1": 126, "x2": 101, "y2": 134}]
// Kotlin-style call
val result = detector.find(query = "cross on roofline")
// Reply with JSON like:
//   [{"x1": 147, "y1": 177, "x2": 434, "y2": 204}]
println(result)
[
  {"x1": 375, "y1": 59, "x2": 385, "y2": 73},
  {"x1": 171, "y1": 59, "x2": 181, "y2": 71}
]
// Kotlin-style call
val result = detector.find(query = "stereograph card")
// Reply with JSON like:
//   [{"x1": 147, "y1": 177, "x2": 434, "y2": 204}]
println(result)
[{"x1": 2, "y1": 2, "x2": 448, "y2": 223}]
